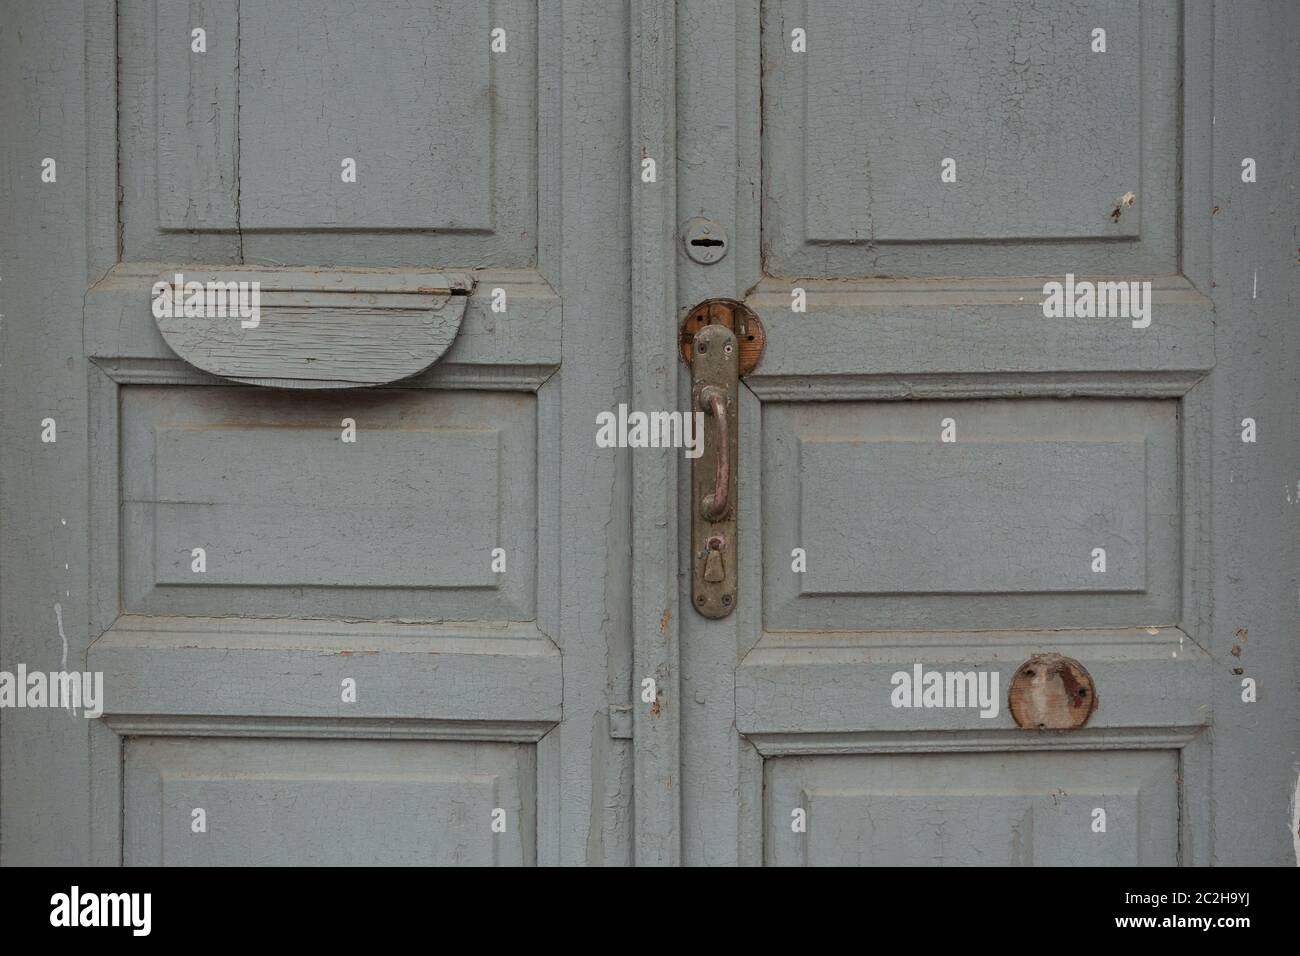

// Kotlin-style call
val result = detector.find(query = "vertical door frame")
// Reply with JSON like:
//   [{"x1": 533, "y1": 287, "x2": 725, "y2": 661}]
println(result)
[{"x1": 630, "y1": 0, "x2": 682, "y2": 865}]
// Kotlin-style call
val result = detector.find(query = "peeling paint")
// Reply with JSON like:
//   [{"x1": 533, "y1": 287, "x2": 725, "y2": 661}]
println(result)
[
  {"x1": 1109, "y1": 190, "x2": 1136, "y2": 221},
  {"x1": 53, "y1": 603, "x2": 74, "y2": 716},
  {"x1": 53, "y1": 603, "x2": 67, "y2": 671}
]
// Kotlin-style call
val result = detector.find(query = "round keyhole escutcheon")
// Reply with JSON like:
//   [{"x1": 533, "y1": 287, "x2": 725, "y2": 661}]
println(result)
[{"x1": 683, "y1": 217, "x2": 729, "y2": 264}]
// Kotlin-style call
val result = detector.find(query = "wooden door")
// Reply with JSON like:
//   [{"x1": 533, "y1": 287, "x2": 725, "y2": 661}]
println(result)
[
  {"x1": 2, "y1": 0, "x2": 633, "y2": 866},
  {"x1": 658, "y1": 0, "x2": 1297, "y2": 866}
]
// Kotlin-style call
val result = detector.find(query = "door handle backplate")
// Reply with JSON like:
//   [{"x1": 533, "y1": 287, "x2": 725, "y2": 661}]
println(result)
[{"x1": 690, "y1": 324, "x2": 739, "y2": 618}]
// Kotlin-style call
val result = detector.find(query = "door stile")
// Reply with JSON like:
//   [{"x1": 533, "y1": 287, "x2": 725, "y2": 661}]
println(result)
[{"x1": 630, "y1": 0, "x2": 682, "y2": 865}]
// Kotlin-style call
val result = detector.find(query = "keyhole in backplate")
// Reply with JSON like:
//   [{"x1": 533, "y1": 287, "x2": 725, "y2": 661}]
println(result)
[{"x1": 690, "y1": 237, "x2": 725, "y2": 248}]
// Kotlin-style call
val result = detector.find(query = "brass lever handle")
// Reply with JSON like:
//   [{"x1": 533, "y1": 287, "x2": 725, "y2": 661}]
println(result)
[{"x1": 698, "y1": 385, "x2": 729, "y2": 519}]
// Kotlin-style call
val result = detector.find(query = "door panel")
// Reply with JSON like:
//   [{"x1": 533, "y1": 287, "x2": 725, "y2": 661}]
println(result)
[
  {"x1": 120, "y1": 386, "x2": 537, "y2": 618},
  {"x1": 762, "y1": 0, "x2": 1179, "y2": 277},
  {"x1": 123, "y1": 737, "x2": 536, "y2": 866},
  {"x1": 764, "y1": 750, "x2": 1178, "y2": 866},
  {"x1": 126, "y1": 0, "x2": 538, "y2": 265},
  {"x1": 677, "y1": 0, "x2": 1217, "y2": 866},
  {"x1": 762, "y1": 398, "x2": 1180, "y2": 629}
]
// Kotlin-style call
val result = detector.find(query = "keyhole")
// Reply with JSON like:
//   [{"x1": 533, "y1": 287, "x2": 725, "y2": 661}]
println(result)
[{"x1": 683, "y1": 219, "x2": 728, "y2": 264}]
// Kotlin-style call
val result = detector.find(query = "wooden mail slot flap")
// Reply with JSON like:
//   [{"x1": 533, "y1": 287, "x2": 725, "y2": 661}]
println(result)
[{"x1": 152, "y1": 267, "x2": 474, "y2": 389}]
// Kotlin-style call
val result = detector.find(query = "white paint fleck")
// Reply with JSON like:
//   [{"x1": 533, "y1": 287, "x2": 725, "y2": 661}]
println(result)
[
  {"x1": 54, "y1": 603, "x2": 68, "y2": 671},
  {"x1": 1252, "y1": 269, "x2": 1258, "y2": 299}
]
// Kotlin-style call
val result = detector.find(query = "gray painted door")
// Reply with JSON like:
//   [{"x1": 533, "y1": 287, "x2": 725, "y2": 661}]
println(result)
[
  {"x1": 666, "y1": 0, "x2": 1298, "y2": 866},
  {"x1": 3, "y1": 0, "x2": 1296, "y2": 868},
  {"x1": 2, "y1": 0, "x2": 633, "y2": 865}
]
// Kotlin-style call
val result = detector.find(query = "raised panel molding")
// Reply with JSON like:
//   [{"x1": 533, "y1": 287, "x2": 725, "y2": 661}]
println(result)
[
  {"x1": 88, "y1": 362, "x2": 564, "y2": 639},
  {"x1": 764, "y1": 750, "x2": 1179, "y2": 866},
  {"x1": 89, "y1": 615, "x2": 561, "y2": 723},
  {"x1": 118, "y1": 384, "x2": 536, "y2": 621},
  {"x1": 151, "y1": 0, "x2": 526, "y2": 231},
  {"x1": 762, "y1": 0, "x2": 1187, "y2": 277},
  {"x1": 743, "y1": 278, "x2": 1215, "y2": 386},
  {"x1": 736, "y1": 628, "x2": 1211, "y2": 735},
  {"x1": 797, "y1": 437, "x2": 1149, "y2": 594},
  {"x1": 801, "y1": 2, "x2": 1144, "y2": 243},
  {"x1": 124, "y1": 0, "x2": 545, "y2": 266},
  {"x1": 763, "y1": 398, "x2": 1179, "y2": 631},
  {"x1": 122, "y1": 736, "x2": 537, "y2": 865}
]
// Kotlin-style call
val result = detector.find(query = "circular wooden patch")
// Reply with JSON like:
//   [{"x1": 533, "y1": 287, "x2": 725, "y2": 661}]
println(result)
[
  {"x1": 1008, "y1": 654, "x2": 1097, "y2": 730},
  {"x1": 679, "y1": 298, "x2": 765, "y2": 376}
]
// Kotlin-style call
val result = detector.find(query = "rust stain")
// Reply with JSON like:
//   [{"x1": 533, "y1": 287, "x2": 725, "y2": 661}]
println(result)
[
  {"x1": 1235, "y1": 627, "x2": 1248, "y2": 642},
  {"x1": 1009, "y1": 653, "x2": 1097, "y2": 730},
  {"x1": 659, "y1": 608, "x2": 670, "y2": 636},
  {"x1": 650, "y1": 698, "x2": 661, "y2": 719},
  {"x1": 678, "y1": 298, "x2": 766, "y2": 375}
]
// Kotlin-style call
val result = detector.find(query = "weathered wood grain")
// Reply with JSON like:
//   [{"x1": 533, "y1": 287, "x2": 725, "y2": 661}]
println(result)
[{"x1": 151, "y1": 268, "x2": 472, "y2": 387}]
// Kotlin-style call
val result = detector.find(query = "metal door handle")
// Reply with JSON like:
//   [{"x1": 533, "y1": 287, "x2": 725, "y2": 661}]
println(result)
[
  {"x1": 681, "y1": 299, "x2": 765, "y2": 619},
  {"x1": 698, "y1": 385, "x2": 729, "y2": 519},
  {"x1": 689, "y1": 323, "x2": 739, "y2": 618}
]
